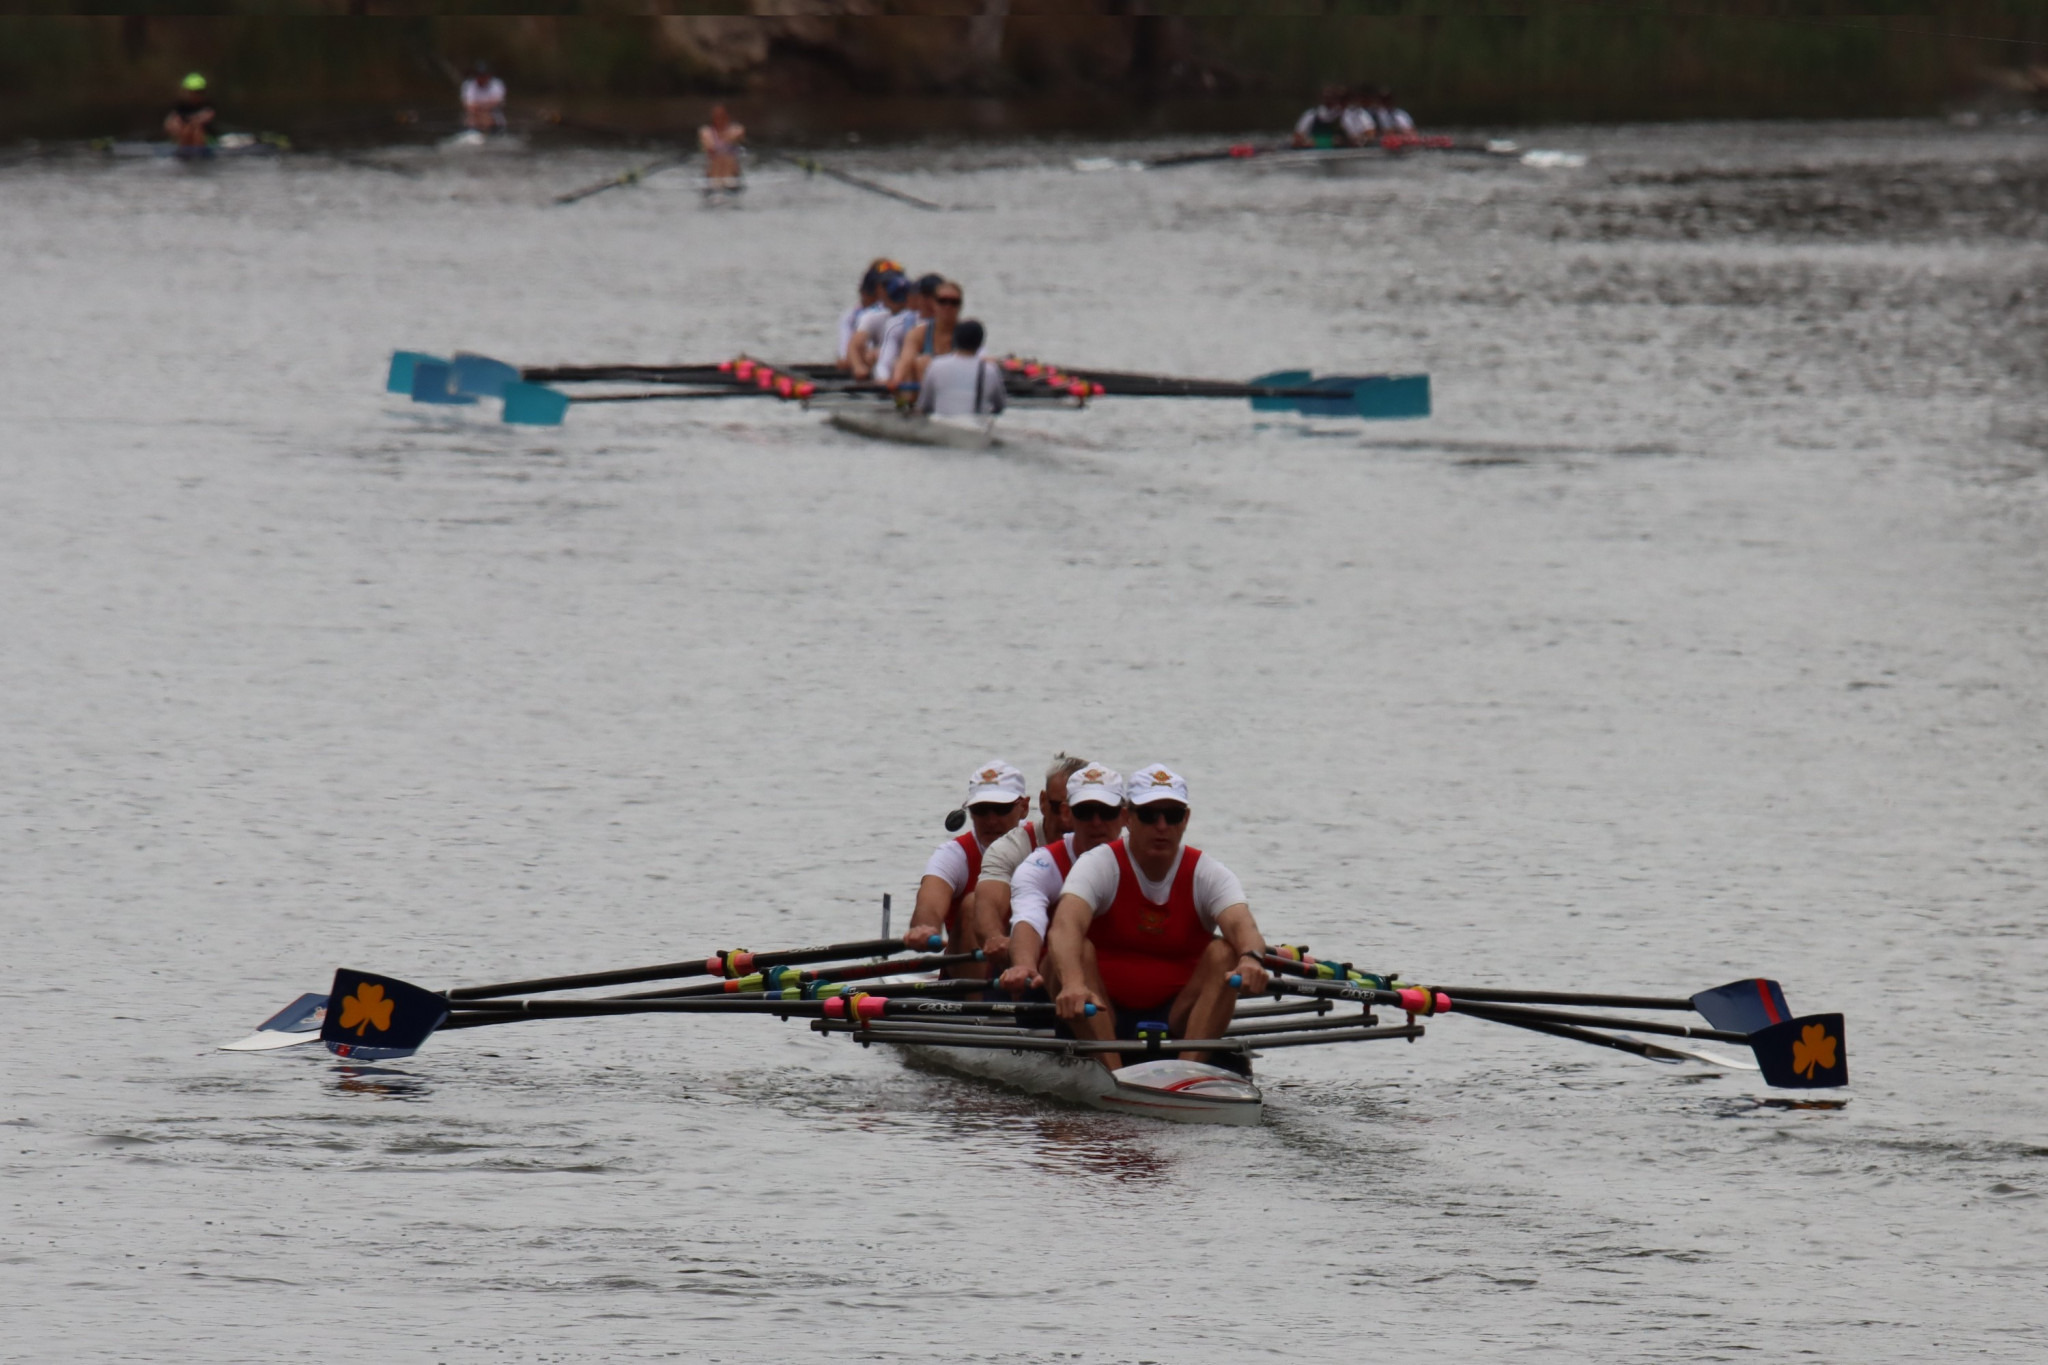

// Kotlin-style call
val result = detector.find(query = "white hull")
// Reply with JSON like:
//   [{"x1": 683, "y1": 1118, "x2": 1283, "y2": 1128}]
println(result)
[
  {"x1": 899, "y1": 1044, "x2": 1262, "y2": 1125},
  {"x1": 827, "y1": 407, "x2": 997, "y2": 450}
]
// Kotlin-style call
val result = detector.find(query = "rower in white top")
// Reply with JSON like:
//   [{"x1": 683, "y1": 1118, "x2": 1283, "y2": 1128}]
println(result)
[
  {"x1": 969, "y1": 753, "x2": 1085, "y2": 975},
  {"x1": 903, "y1": 761, "x2": 1030, "y2": 960},
  {"x1": 846, "y1": 271, "x2": 908, "y2": 381},
  {"x1": 838, "y1": 259, "x2": 899, "y2": 370},
  {"x1": 916, "y1": 320, "x2": 1005, "y2": 419},
  {"x1": 461, "y1": 61, "x2": 506, "y2": 133},
  {"x1": 874, "y1": 274, "x2": 939, "y2": 392},
  {"x1": 999, "y1": 764, "x2": 1129, "y2": 998},
  {"x1": 890, "y1": 277, "x2": 963, "y2": 391}
]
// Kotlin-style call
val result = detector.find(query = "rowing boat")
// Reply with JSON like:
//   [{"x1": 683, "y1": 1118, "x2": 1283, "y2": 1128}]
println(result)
[
  {"x1": 900, "y1": 1044, "x2": 1263, "y2": 1124},
  {"x1": 826, "y1": 405, "x2": 997, "y2": 450}
]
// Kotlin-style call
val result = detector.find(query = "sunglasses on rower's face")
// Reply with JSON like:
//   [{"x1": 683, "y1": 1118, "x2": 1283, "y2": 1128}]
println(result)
[
  {"x1": 968, "y1": 802, "x2": 1016, "y2": 817},
  {"x1": 935, "y1": 296, "x2": 963, "y2": 306},
  {"x1": 1131, "y1": 804, "x2": 1187, "y2": 826},
  {"x1": 1070, "y1": 803, "x2": 1121, "y2": 822}
]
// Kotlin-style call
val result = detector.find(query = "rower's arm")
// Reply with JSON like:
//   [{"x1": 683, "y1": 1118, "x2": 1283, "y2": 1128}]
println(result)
[
  {"x1": 889, "y1": 324, "x2": 928, "y2": 387},
  {"x1": 972, "y1": 879, "x2": 1013, "y2": 952},
  {"x1": 1214, "y1": 903, "x2": 1268, "y2": 991},
  {"x1": 908, "y1": 873, "x2": 955, "y2": 945},
  {"x1": 1008, "y1": 921, "x2": 1043, "y2": 976},
  {"x1": 1045, "y1": 891, "x2": 1091, "y2": 978}
]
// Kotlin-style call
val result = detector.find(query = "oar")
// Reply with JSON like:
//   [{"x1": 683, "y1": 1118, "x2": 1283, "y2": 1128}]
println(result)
[
  {"x1": 774, "y1": 153, "x2": 943, "y2": 211},
  {"x1": 446, "y1": 934, "x2": 936, "y2": 1002},
  {"x1": 441, "y1": 993, "x2": 1077, "y2": 1026},
  {"x1": 609, "y1": 949, "x2": 983, "y2": 1000},
  {"x1": 553, "y1": 152, "x2": 691, "y2": 206},
  {"x1": 997, "y1": 359, "x2": 1431, "y2": 419}
]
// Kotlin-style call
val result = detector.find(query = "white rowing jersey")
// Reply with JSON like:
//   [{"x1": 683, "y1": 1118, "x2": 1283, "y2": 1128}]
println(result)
[
  {"x1": 1340, "y1": 106, "x2": 1376, "y2": 142},
  {"x1": 1009, "y1": 834, "x2": 1078, "y2": 937},
  {"x1": 1382, "y1": 107, "x2": 1416, "y2": 133},
  {"x1": 1060, "y1": 836, "x2": 1245, "y2": 930},
  {"x1": 916, "y1": 352, "x2": 1006, "y2": 417},
  {"x1": 837, "y1": 305, "x2": 866, "y2": 361},
  {"x1": 872, "y1": 308, "x2": 921, "y2": 385}
]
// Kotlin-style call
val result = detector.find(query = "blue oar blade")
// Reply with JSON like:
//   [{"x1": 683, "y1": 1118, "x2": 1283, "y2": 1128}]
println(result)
[
  {"x1": 502, "y1": 381, "x2": 570, "y2": 426},
  {"x1": 387, "y1": 350, "x2": 442, "y2": 394},
  {"x1": 409, "y1": 360, "x2": 477, "y2": 405},
  {"x1": 1295, "y1": 376, "x2": 1362, "y2": 417},
  {"x1": 320, "y1": 969, "x2": 449, "y2": 1061},
  {"x1": 1691, "y1": 978, "x2": 1792, "y2": 1034},
  {"x1": 1249, "y1": 370, "x2": 1312, "y2": 412},
  {"x1": 1351, "y1": 374, "x2": 1431, "y2": 419},
  {"x1": 1747, "y1": 1013, "x2": 1847, "y2": 1089},
  {"x1": 451, "y1": 352, "x2": 522, "y2": 399}
]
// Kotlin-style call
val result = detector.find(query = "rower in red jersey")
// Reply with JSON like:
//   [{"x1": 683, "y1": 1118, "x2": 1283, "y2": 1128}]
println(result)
[
  {"x1": 903, "y1": 760, "x2": 1029, "y2": 954},
  {"x1": 1043, "y1": 764, "x2": 1269, "y2": 1070},
  {"x1": 969, "y1": 753, "x2": 1085, "y2": 976},
  {"x1": 996, "y1": 763, "x2": 1127, "y2": 998}
]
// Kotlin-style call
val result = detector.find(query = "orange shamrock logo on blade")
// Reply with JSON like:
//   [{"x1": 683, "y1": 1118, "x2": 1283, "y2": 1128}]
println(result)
[
  {"x1": 1792, "y1": 1022, "x2": 1837, "y2": 1079},
  {"x1": 340, "y1": 982, "x2": 395, "y2": 1037}
]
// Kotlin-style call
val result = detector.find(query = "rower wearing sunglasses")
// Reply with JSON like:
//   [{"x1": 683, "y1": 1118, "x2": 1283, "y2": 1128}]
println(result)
[
  {"x1": 1043, "y1": 764, "x2": 1270, "y2": 1069},
  {"x1": 889, "y1": 278, "x2": 966, "y2": 391},
  {"x1": 996, "y1": 764, "x2": 1128, "y2": 999},
  {"x1": 903, "y1": 760, "x2": 1030, "y2": 954},
  {"x1": 969, "y1": 753, "x2": 1086, "y2": 975}
]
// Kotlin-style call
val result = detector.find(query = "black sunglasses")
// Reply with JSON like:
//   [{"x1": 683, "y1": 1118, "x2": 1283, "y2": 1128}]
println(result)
[
  {"x1": 1132, "y1": 805, "x2": 1187, "y2": 826},
  {"x1": 935, "y1": 295, "x2": 963, "y2": 305},
  {"x1": 1071, "y1": 802, "x2": 1121, "y2": 822},
  {"x1": 967, "y1": 801, "x2": 1017, "y2": 817}
]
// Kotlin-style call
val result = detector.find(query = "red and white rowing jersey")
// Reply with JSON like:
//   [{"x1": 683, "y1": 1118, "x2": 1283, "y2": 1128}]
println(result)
[
  {"x1": 922, "y1": 821, "x2": 1036, "y2": 937},
  {"x1": 1061, "y1": 839, "x2": 1246, "y2": 1010},
  {"x1": 1008, "y1": 833, "x2": 1078, "y2": 938}
]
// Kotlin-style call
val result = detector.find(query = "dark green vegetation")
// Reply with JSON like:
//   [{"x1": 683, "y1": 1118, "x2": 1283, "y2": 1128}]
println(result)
[{"x1": 6, "y1": 4, "x2": 2047, "y2": 141}]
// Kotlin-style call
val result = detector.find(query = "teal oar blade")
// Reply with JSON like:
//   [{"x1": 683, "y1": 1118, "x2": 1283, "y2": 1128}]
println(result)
[
  {"x1": 410, "y1": 359, "x2": 477, "y2": 405},
  {"x1": 451, "y1": 352, "x2": 521, "y2": 399},
  {"x1": 387, "y1": 351, "x2": 443, "y2": 394},
  {"x1": 320, "y1": 969, "x2": 449, "y2": 1061},
  {"x1": 1747, "y1": 1013, "x2": 1846, "y2": 1088},
  {"x1": 502, "y1": 381, "x2": 571, "y2": 425},
  {"x1": 1248, "y1": 370, "x2": 1312, "y2": 412},
  {"x1": 1352, "y1": 374, "x2": 1430, "y2": 419}
]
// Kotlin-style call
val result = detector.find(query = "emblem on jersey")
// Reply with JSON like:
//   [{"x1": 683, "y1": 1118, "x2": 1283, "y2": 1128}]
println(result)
[{"x1": 1139, "y1": 905, "x2": 1170, "y2": 934}]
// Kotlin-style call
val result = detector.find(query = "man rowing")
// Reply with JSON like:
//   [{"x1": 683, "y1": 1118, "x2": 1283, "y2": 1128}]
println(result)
[
  {"x1": 845, "y1": 271, "x2": 908, "y2": 381},
  {"x1": 914, "y1": 321, "x2": 1005, "y2": 419},
  {"x1": 902, "y1": 760, "x2": 1029, "y2": 954},
  {"x1": 874, "y1": 273, "x2": 941, "y2": 392},
  {"x1": 890, "y1": 278, "x2": 964, "y2": 390},
  {"x1": 461, "y1": 61, "x2": 506, "y2": 133},
  {"x1": 1044, "y1": 764, "x2": 1270, "y2": 1070},
  {"x1": 971, "y1": 753, "x2": 1086, "y2": 974},
  {"x1": 1291, "y1": 84, "x2": 1348, "y2": 149},
  {"x1": 164, "y1": 73, "x2": 216, "y2": 157},
  {"x1": 838, "y1": 259, "x2": 899, "y2": 370},
  {"x1": 997, "y1": 764, "x2": 1127, "y2": 998},
  {"x1": 700, "y1": 104, "x2": 746, "y2": 192}
]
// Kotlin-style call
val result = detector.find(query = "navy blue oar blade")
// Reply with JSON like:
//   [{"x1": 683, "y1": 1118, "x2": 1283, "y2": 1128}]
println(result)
[
  {"x1": 1691, "y1": 978, "x2": 1792, "y2": 1034},
  {"x1": 320, "y1": 969, "x2": 449, "y2": 1060},
  {"x1": 1748, "y1": 1013, "x2": 1847, "y2": 1088}
]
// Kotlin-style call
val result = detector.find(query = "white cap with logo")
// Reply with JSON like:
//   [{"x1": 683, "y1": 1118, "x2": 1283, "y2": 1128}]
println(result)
[
  {"x1": 963, "y1": 760, "x2": 1027, "y2": 807},
  {"x1": 1065, "y1": 763, "x2": 1125, "y2": 807},
  {"x1": 1126, "y1": 763, "x2": 1188, "y2": 806}
]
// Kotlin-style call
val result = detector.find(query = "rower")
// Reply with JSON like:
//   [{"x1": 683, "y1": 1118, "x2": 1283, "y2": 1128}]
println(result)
[
  {"x1": 1044, "y1": 764, "x2": 1270, "y2": 1070},
  {"x1": 164, "y1": 73, "x2": 216, "y2": 156},
  {"x1": 461, "y1": 61, "x2": 506, "y2": 133},
  {"x1": 1339, "y1": 86, "x2": 1377, "y2": 147},
  {"x1": 874, "y1": 273, "x2": 939, "y2": 392},
  {"x1": 891, "y1": 278, "x2": 964, "y2": 391},
  {"x1": 846, "y1": 271, "x2": 908, "y2": 381},
  {"x1": 998, "y1": 764, "x2": 1127, "y2": 998},
  {"x1": 902, "y1": 760, "x2": 1029, "y2": 953},
  {"x1": 1375, "y1": 87, "x2": 1416, "y2": 136},
  {"x1": 1291, "y1": 84, "x2": 1347, "y2": 149},
  {"x1": 970, "y1": 753, "x2": 1086, "y2": 974},
  {"x1": 914, "y1": 321, "x2": 1005, "y2": 419},
  {"x1": 700, "y1": 104, "x2": 746, "y2": 191},
  {"x1": 838, "y1": 259, "x2": 899, "y2": 370}
]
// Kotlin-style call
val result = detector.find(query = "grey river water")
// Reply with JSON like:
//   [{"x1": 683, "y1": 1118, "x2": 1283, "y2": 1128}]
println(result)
[{"x1": 4, "y1": 121, "x2": 2047, "y2": 1361}]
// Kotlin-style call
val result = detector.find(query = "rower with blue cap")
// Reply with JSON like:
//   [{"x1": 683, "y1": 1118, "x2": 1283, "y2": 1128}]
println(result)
[
  {"x1": 838, "y1": 259, "x2": 900, "y2": 371},
  {"x1": 845, "y1": 269, "x2": 909, "y2": 382},
  {"x1": 1043, "y1": 764, "x2": 1270, "y2": 1070}
]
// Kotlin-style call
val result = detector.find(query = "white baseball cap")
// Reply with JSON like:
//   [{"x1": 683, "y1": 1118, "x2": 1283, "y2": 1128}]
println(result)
[
  {"x1": 1126, "y1": 763, "x2": 1188, "y2": 807},
  {"x1": 1065, "y1": 763, "x2": 1125, "y2": 808},
  {"x1": 963, "y1": 760, "x2": 1027, "y2": 807}
]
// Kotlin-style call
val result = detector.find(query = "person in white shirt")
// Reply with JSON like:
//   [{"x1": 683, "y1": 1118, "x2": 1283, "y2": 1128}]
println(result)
[
  {"x1": 998, "y1": 764, "x2": 1128, "y2": 998},
  {"x1": 903, "y1": 760, "x2": 1029, "y2": 954},
  {"x1": 846, "y1": 272, "x2": 908, "y2": 381},
  {"x1": 970, "y1": 753, "x2": 1087, "y2": 974},
  {"x1": 1339, "y1": 87, "x2": 1378, "y2": 146},
  {"x1": 837, "y1": 260, "x2": 898, "y2": 367},
  {"x1": 1291, "y1": 84, "x2": 1347, "y2": 148},
  {"x1": 915, "y1": 321, "x2": 1006, "y2": 418},
  {"x1": 873, "y1": 274, "x2": 935, "y2": 390},
  {"x1": 1044, "y1": 764, "x2": 1271, "y2": 1070},
  {"x1": 1375, "y1": 88, "x2": 1416, "y2": 135},
  {"x1": 460, "y1": 62, "x2": 506, "y2": 133}
]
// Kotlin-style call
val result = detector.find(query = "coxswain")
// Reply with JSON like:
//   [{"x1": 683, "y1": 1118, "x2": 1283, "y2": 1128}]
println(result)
[
  {"x1": 164, "y1": 73, "x2": 216, "y2": 157},
  {"x1": 838, "y1": 259, "x2": 899, "y2": 369},
  {"x1": 461, "y1": 61, "x2": 506, "y2": 133},
  {"x1": 874, "y1": 273, "x2": 939, "y2": 391},
  {"x1": 846, "y1": 271, "x2": 908, "y2": 381},
  {"x1": 1044, "y1": 764, "x2": 1270, "y2": 1070},
  {"x1": 700, "y1": 104, "x2": 746, "y2": 192},
  {"x1": 998, "y1": 764, "x2": 1127, "y2": 998},
  {"x1": 914, "y1": 321, "x2": 1005, "y2": 419},
  {"x1": 902, "y1": 760, "x2": 1029, "y2": 954},
  {"x1": 970, "y1": 753, "x2": 1086, "y2": 973},
  {"x1": 1291, "y1": 84, "x2": 1347, "y2": 149},
  {"x1": 891, "y1": 278, "x2": 964, "y2": 391}
]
